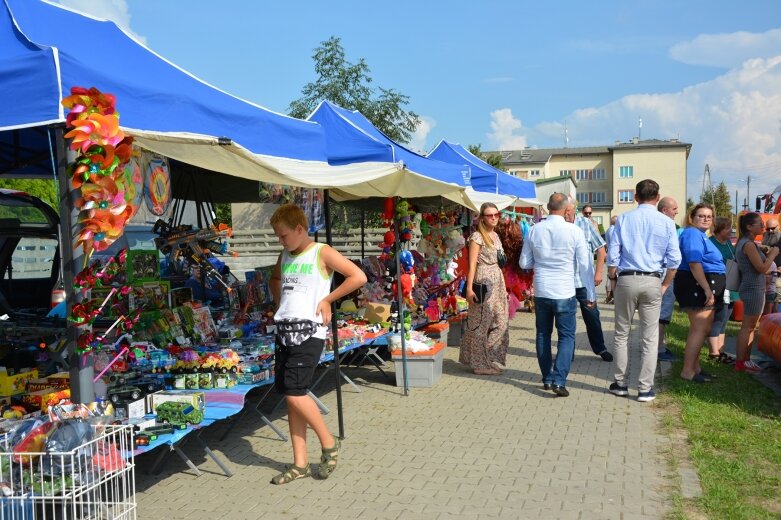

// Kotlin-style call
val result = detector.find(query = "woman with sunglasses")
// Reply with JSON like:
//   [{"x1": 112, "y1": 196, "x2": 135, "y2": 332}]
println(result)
[
  {"x1": 674, "y1": 203, "x2": 726, "y2": 382},
  {"x1": 459, "y1": 203, "x2": 509, "y2": 375},
  {"x1": 735, "y1": 212, "x2": 779, "y2": 373}
]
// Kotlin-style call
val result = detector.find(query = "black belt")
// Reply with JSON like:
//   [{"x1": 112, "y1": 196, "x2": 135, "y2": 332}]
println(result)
[{"x1": 618, "y1": 270, "x2": 661, "y2": 278}]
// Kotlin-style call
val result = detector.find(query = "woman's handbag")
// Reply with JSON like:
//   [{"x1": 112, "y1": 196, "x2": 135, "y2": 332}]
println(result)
[
  {"x1": 461, "y1": 281, "x2": 492, "y2": 303},
  {"x1": 725, "y1": 259, "x2": 741, "y2": 292},
  {"x1": 496, "y1": 249, "x2": 507, "y2": 269}
]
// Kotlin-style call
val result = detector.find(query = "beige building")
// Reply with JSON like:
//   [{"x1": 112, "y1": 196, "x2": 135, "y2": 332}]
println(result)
[{"x1": 494, "y1": 138, "x2": 691, "y2": 229}]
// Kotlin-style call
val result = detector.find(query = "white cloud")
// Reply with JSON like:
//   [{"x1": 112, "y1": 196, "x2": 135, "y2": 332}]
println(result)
[
  {"x1": 487, "y1": 108, "x2": 528, "y2": 150},
  {"x1": 56, "y1": 0, "x2": 146, "y2": 44},
  {"x1": 525, "y1": 54, "x2": 781, "y2": 204},
  {"x1": 408, "y1": 116, "x2": 436, "y2": 154},
  {"x1": 670, "y1": 27, "x2": 781, "y2": 68}
]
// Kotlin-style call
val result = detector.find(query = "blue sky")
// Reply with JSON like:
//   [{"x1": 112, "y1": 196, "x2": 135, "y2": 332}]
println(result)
[{"x1": 60, "y1": 0, "x2": 781, "y2": 208}]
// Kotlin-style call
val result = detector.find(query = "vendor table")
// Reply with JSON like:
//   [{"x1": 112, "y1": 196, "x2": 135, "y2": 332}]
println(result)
[{"x1": 135, "y1": 382, "x2": 271, "y2": 477}]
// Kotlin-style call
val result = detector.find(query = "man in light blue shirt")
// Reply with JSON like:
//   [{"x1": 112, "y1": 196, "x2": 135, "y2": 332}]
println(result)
[
  {"x1": 567, "y1": 202, "x2": 613, "y2": 362},
  {"x1": 606, "y1": 180, "x2": 681, "y2": 403},
  {"x1": 520, "y1": 193, "x2": 594, "y2": 397}
]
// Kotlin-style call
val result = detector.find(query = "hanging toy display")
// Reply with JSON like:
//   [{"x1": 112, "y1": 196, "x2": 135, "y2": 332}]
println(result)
[{"x1": 61, "y1": 87, "x2": 136, "y2": 259}]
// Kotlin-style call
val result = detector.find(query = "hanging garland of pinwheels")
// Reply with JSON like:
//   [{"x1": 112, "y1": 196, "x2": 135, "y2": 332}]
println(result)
[{"x1": 61, "y1": 87, "x2": 143, "y2": 355}]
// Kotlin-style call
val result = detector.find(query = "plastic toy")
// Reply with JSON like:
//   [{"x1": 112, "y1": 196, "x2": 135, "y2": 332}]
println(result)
[
  {"x1": 107, "y1": 385, "x2": 142, "y2": 404},
  {"x1": 155, "y1": 401, "x2": 203, "y2": 425}
]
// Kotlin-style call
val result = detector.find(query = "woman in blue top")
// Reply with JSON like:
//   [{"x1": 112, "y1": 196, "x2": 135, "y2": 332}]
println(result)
[{"x1": 673, "y1": 203, "x2": 726, "y2": 382}]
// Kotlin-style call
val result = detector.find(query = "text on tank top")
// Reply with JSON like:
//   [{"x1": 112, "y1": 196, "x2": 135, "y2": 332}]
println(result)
[{"x1": 274, "y1": 243, "x2": 332, "y2": 338}]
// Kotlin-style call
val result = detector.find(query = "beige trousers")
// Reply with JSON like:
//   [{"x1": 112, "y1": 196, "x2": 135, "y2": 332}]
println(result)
[{"x1": 613, "y1": 275, "x2": 662, "y2": 392}]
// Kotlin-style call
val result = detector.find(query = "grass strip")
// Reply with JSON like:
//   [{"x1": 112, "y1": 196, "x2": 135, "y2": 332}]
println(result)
[{"x1": 660, "y1": 311, "x2": 781, "y2": 519}]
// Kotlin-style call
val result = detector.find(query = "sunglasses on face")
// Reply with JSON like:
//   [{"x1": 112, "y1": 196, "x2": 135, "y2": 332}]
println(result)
[
  {"x1": 767, "y1": 227, "x2": 777, "y2": 231},
  {"x1": 482, "y1": 213, "x2": 500, "y2": 219},
  {"x1": 583, "y1": 212, "x2": 592, "y2": 216}
]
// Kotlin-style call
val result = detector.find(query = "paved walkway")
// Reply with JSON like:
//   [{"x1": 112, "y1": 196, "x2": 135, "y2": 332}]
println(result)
[{"x1": 135, "y1": 304, "x2": 671, "y2": 519}]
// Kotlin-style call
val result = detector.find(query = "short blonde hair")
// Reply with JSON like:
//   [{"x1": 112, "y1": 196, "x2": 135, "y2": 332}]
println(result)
[{"x1": 270, "y1": 203, "x2": 308, "y2": 230}]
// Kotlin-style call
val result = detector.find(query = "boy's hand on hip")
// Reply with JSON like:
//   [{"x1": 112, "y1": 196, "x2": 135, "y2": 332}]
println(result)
[{"x1": 316, "y1": 300, "x2": 332, "y2": 326}]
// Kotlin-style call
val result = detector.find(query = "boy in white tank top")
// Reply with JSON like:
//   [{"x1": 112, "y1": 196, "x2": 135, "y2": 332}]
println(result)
[{"x1": 268, "y1": 204, "x2": 366, "y2": 485}]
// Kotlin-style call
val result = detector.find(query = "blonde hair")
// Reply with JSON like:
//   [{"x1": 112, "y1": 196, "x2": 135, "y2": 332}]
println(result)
[
  {"x1": 477, "y1": 202, "x2": 498, "y2": 249},
  {"x1": 270, "y1": 203, "x2": 308, "y2": 230}
]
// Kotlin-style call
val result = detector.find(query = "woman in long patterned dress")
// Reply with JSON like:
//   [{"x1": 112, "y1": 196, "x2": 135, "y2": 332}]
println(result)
[{"x1": 459, "y1": 203, "x2": 509, "y2": 375}]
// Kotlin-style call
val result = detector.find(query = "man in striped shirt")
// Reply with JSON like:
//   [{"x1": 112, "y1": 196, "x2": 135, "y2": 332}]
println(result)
[{"x1": 566, "y1": 201, "x2": 613, "y2": 362}]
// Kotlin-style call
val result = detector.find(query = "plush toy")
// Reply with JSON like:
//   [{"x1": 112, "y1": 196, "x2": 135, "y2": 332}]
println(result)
[
  {"x1": 425, "y1": 300, "x2": 440, "y2": 322},
  {"x1": 399, "y1": 250, "x2": 414, "y2": 272},
  {"x1": 378, "y1": 228, "x2": 396, "y2": 261},
  {"x1": 383, "y1": 197, "x2": 396, "y2": 224}
]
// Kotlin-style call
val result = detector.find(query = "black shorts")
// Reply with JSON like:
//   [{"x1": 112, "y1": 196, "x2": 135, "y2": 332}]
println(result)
[
  {"x1": 274, "y1": 336, "x2": 324, "y2": 396},
  {"x1": 674, "y1": 270, "x2": 725, "y2": 311}
]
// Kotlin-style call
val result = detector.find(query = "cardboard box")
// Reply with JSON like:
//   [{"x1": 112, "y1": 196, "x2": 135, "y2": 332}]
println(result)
[
  {"x1": 46, "y1": 372, "x2": 70, "y2": 385},
  {"x1": 0, "y1": 369, "x2": 38, "y2": 396},
  {"x1": 123, "y1": 397, "x2": 148, "y2": 418},
  {"x1": 125, "y1": 416, "x2": 157, "y2": 431},
  {"x1": 213, "y1": 373, "x2": 237, "y2": 388},
  {"x1": 149, "y1": 390, "x2": 205, "y2": 412},
  {"x1": 25, "y1": 379, "x2": 59, "y2": 393},
  {"x1": 197, "y1": 372, "x2": 213, "y2": 389},
  {"x1": 21, "y1": 388, "x2": 70, "y2": 412},
  {"x1": 364, "y1": 302, "x2": 391, "y2": 324}
]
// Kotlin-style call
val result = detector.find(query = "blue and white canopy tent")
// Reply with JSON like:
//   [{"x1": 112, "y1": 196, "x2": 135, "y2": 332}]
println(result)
[
  {"x1": 428, "y1": 140, "x2": 542, "y2": 207},
  {"x1": 308, "y1": 101, "x2": 513, "y2": 210},
  {"x1": 0, "y1": 0, "x2": 469, "y2": 203},
  {"x1": 0, "y1": 0, "x2": 472, "y2": 423}
]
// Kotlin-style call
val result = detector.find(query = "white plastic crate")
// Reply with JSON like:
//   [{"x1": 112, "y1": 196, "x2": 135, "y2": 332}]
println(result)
[{"x1": 0, "y1": 423, "x2": 136, "y2": 520}]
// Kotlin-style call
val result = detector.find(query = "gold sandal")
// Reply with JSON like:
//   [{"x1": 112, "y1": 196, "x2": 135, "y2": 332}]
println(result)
[{"x1": 270, "y1": 463, "x2": 311, "y2": 485}]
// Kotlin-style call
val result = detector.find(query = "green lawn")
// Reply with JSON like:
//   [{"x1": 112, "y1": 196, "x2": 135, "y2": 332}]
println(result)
[{"x1": 661, "y1": 311, "x2": 781, "y2": 519}]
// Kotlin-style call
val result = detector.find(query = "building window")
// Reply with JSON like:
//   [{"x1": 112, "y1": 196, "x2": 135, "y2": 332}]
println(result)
[
  {"x1": 559, "y1": 169, "x2": 571, "y2": 177},
  {"x1": 530, "y1": 169, "x2": 540, "y2": 177},
  {"x1": 593, "y1": 216, "x2": 603, "y2": 226},
  {"x1": 575, "y1": 168, "x2": 606, "y2": 181},
  {"x1": 619, "y1": 166, "x2": 633, "y2": 178},
  {"x1": 576, "y1": 191, "x2": 607, "y2": 204},
  {"x1": 618, "y1": 190, "x2": 634, "y2": 203}
]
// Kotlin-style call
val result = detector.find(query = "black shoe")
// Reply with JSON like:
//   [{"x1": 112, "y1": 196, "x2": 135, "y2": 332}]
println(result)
[
  {"x1": 609, "y1": 382, "x2": 629, "y2": 396},
  {"x1": 543, "y1": 383, "x2": 551, "y2": 390},
  {"x1": 551, "y1": 384, "x2": 569, "y2": 397},
  {"x1": 598, "y1": 350, "x2": 614, "y2": 362}
]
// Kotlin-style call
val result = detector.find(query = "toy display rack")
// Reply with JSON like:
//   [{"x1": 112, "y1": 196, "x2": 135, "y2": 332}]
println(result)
[{"x1": 0, "y1": 424, "x2": 136, "y2": 520}]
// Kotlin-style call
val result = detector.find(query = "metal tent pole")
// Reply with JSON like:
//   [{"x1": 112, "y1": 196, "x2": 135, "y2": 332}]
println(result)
[
  {"x1": 55, "y1": 126, "x2": 94, "y2": 403},
  {"x1": 393, "y1": 199, "x2": 409, "y2": 395},
  {"x1": 323, "y1": 190, "x2": 345, "y2": 439},
  {"x1": 360, "y1": 209, "x2": 365, "y2": 259}
]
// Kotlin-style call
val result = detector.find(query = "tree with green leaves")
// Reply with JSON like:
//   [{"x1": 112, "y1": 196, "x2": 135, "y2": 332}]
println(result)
[
  {"x1": 288, "y1": 36, "x2": 420, "y2": 144},
  {"x1": 467, "y1": 144, "x2": 506, "y2": 171},
  {"x1": 0, "y1": 178, "x2": 58, "y2": 212},
  {"x1": 700, "y1": 181, "x2": 732, "y2": 217}
]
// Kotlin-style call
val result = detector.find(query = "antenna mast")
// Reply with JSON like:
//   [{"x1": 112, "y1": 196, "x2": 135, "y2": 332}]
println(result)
[{"x1": 701, "y1": 164, "x2": 712, "y2": 203}]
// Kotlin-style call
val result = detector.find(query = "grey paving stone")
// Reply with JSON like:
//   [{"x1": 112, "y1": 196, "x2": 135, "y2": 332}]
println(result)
[{"x1": 135, "y1": 307, "x2": 670, "y2": 519}]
